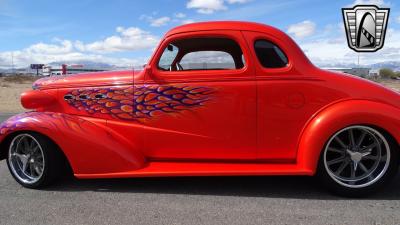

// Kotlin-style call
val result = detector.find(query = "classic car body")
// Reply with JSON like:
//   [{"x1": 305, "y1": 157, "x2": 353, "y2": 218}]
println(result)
[{"x1": 1, "y1": 21, "x2": 399, "y2": 195}]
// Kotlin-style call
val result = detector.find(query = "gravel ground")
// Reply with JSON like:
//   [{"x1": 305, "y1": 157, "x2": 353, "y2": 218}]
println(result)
[{"x1": 1, "y1": 114, "x2": 400, "y2": 225}]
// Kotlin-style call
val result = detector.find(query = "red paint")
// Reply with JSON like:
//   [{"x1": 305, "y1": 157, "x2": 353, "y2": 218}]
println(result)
[{"x1": 1, "y1": 21, "x2": 400, "y2": 178}]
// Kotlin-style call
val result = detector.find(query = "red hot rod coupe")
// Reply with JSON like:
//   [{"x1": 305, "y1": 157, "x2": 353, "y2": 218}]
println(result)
[{"x1": 1, "y1": 21, "x2": 399, "y2": 196}]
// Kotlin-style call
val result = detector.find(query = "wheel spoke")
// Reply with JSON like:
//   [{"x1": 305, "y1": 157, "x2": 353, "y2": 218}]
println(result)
[
  {"x1": 356, "y1": 130, "x2": 367, "y2": 147},
  {"x1": 359, "y1": 162, "x2": 369, "y2": 173},
  {"x1": 31, "y1": 146, "x2": 39, "y2": 154},
  {"x1": 327, "y1": 157, "x2": 346, "y2": 166},
  {"x1": 328, "y1": 147, "x2": 344, "y2": 154},
  {"x1": 12, "y1": 153, "x2": 25, "y2": 162},
  {"x1": 29, "y1": 139, "x2": 35, "y2": 149},
  {"x1": 350, "y1": 162, "x2": 356, "y2": 179},
  {"x1": 362, "y1": 155, "x2": 378, "y2": 160},
  {"x1": 361, "y1": 142, "x2": 377, "y2": 152},
  {"x1": 29, "y1": 162, "x2": 35, "y2": 176},
  {"x1": 34, "y1": 163, "x2": 42, "y2": 175},
  {"x1": 349, "y1": 129, "x2": 355, "y2": 147},
  {"x1": 353, "y1": 161, "x2": 359, "y2": 173},
  {"x1": 22, "y1": 137, "x2": 30, "y2": 153},
  {"x1": 335, "y1": 160, "x2": 350, "y2": 175},
  {"x1": 361, "y1": 151, "x2": 372, "y2": 157},
  {"x1": 334, "y1": 136, "x2": 347, "y2": 149},
  {"x1": 21, "y1": 158, "x2": 28, "y2": 173}
]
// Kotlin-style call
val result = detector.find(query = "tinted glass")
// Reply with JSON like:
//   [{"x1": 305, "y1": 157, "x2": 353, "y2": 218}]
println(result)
[{"x1": 254, "y1": 40, "x2": 288, "y2": 68}]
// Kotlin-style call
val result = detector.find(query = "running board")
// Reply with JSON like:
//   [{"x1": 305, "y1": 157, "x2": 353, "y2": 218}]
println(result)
[{"x1": 75, "y1": 162, "x2": 314, "y2": 179}]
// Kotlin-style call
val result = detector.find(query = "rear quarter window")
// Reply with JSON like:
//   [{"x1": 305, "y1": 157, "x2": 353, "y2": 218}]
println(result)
[{"x1": 254, "y1": 40, "x2": 288, "y2": 68}]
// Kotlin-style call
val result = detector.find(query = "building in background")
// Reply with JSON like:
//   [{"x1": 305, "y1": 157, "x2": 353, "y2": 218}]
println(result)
[
  {"x1": 326, "y1": 67, "x2": 372, "y2": 77},
  {"x1": 42, "y1": 64, "x2": 109, "y2": 76}
]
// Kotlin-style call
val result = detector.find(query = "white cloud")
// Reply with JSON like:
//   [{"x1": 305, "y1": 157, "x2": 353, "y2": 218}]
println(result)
[
  {"x1": 226, "y1": 0, "x2": 251, "y2": 3},
  {"x1": 348, "y1": 0, "x2": 389, "y2": 7},
  {"x1": 186, "y1": 0, "x2": 251, "y2": 14},
  {"x1": 78, "y1": 26, "x2": 159, "y2": 53},
  {"x1": 149, "y1": 16, "x2": 171, "y2": 27},
  {"x1": 141, "y1": 15, "x2": 172, "y2": 27},
  {"x1": 0, "y1": 47, "x2": 148, "y2": 69},
  {"x1": 26, "y1": 39, "x2": 73, "y2": 55},
  {"x1": 187, "y1": 0, "x2": 227, "y2": 14},
  {"x1": 182, "y1": 19, "x2": 196, "y2": 24},
  {"x1": 296, "y1": 25, "x2": 400, "y2": 67},
  {"x1": 287, "y1": 20, "x2": 316, "y2": 39},
  {"x1": 0, "y1": 26, "x2": 160, "y2": 68},
  {"x1": 174, "y1": 13, "x2": 186, "y2": 18}
]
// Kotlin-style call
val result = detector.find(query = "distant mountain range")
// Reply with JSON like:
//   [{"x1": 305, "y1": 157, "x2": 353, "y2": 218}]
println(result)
[{"x1": 318, "y1": 61, "x2": 400, "y2": 71}]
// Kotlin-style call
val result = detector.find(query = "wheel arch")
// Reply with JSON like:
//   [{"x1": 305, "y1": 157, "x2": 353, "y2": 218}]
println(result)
[
  {"x1": 296, "y1": 99, "x2": 400, "y2": 175},
  {"x1": 0, "y1": 130, "x2": 21, "y2": 160},
  {"x1": 0, "y1": 112, "x2": 147, "y2": 175},
  {"x1": 0, "y1": 129, "x2": 73, "y2": 173}
]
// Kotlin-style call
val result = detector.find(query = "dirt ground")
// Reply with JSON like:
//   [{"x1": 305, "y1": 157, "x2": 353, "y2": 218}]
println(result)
[
  {"x1": 0, "y1": 76, "x2": 41, "y2": 113},
  {"x1": 376, "y1": 79, "x2": 400, "y2": 92},
  {"x1": 0, "y1": 76, "x2": 400, "y2": 114}
]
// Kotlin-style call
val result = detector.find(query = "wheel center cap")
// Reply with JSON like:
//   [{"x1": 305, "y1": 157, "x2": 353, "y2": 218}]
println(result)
[{"x1": 348, "y1": 151, "x2": 363, "y2": 163}]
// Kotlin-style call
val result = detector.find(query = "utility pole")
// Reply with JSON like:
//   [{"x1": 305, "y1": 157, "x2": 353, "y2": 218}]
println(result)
[{"x1": 11, "y1": 52, "x2": 14, "y2": 74}]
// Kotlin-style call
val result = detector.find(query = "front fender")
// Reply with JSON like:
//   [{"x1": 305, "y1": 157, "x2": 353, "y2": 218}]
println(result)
[
  {"x1": 0, "y1": 112, "x2": 146, "y2": 175},
  {"x1": 297, "y1": 100, "x2": 400, "y2": 175}
]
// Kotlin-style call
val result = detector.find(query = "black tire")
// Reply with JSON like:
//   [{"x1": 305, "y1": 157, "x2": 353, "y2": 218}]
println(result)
[
  {"x1": 317, "y1": 126, "x2": 399, "y2": 197},
  {"x1": 6, "y1": 132, "x2": 66, "y2": 189}
]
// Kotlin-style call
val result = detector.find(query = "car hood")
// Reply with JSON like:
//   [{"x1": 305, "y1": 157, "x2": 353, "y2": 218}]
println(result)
[{"x1": 33, "y1": 70, "x2": 139, "y2": 90}]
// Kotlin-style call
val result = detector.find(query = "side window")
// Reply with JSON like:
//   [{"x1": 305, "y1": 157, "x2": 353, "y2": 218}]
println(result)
[
  {"x1": 158, "y1": 44, "x2": 179, "y2": 71},
  {"x1": 180, "y1": 51, "x2": 236, "y2": 70},
  {"x1": 254, "y1": 40, "x2": 288, "y2": 68},
  {"x1": 157, "y1": 37, "x2": 245, "y2": 71}
]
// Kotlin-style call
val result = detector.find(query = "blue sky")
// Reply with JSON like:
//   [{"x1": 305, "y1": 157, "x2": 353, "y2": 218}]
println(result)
[{"x1": 0, "y1": 0, "x2": 399, "y2": 68}]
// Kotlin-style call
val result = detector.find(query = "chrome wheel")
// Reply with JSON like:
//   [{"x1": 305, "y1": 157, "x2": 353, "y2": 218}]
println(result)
[
  {"x1": 8, "y1": 134, "x2": 45, "y2": 184},
  {"x1": 324, "y1": 126, "x2": 390, "y2": 188}
]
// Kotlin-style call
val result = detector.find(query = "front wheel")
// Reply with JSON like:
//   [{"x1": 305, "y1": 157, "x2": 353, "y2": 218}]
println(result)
[
  {"x1": 6, "y1": 132, "x2": 64, "y2": 189},
  {"x1": 318, "y1": 125, "x2": 399, "y2": 197}
]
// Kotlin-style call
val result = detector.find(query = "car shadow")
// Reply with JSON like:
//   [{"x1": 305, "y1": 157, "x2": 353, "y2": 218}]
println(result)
[{"x1": 44, "y1": 173, "x2": 400, "y2": 200}]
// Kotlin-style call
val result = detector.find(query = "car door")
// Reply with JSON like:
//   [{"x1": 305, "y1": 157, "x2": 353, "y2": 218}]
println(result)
[
  {"x1": 243, "y1": 31, "x2": 339, "y2": 161},
  {"x1": 142, "y1": 30, "x2": 257, "y2": 160}
]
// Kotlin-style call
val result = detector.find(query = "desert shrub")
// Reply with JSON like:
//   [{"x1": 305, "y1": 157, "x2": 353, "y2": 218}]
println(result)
[{"x1": 379, "y1": 68, "x2": 396, "y2": 79}]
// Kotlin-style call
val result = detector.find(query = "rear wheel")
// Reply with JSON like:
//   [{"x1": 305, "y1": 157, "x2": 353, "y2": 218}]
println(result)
[
  {"x1": 6, "y1": 132, "x2": 64, "y2": 189},
  {"x1": 318, "y1": 125, "x2": 399, "y2": 197}
]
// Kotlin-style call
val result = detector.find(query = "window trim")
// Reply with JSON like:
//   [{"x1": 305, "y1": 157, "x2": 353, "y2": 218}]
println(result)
[{"x1": 153, "y1": 33, "x2": 249, "y2": 76}]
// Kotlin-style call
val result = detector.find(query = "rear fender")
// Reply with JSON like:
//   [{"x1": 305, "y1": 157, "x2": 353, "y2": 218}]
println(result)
[
  {"x1": 297, "y1": 100, "x2": 400, "y2": 174},
  {"x1": 0, "y1": 112, "x2": 146, "y2": 175}
]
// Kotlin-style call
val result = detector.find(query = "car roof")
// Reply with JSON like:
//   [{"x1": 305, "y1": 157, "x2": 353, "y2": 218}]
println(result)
[
  {"x1": 165, "y1": 21, "x2": 287, "y2": 37},
  {"x1": 163, "y1": 21, "x2": 316, "y2": 73}
]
